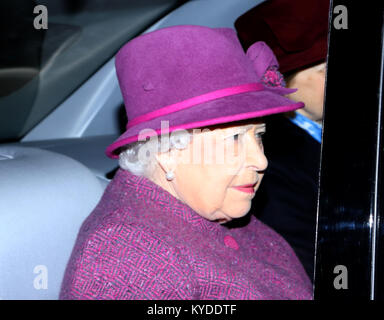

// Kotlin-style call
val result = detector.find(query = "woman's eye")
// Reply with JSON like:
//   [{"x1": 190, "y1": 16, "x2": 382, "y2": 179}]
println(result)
[
  {"x1": 254, "y1": 131, "x2": 265, "y2": 139},
  {"x1": 254, "y1": 131, "x2": 265, "y2": 149},
  {"x1": 233, "y1": 133, "x2": 240, "y2": 141},
  {"x1": 224, "y1": 132, "x2": 242, "y2": 141}
]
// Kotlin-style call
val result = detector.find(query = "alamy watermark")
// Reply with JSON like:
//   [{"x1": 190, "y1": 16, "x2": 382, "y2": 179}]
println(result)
[
  {"x1": 333, "y1": 5, "x2": 348, "y2": 30},
  {"x1": 33, "y1": 5, "x2": 48, "y2": 30},
  {"x1": 333, "y1": 265, "x2": 348, "y2": 290},
  {"x1": 132, "y1": 120, "x2": 264, "y2": 176},
  {"x1": 33, "y1": 265, "x2": 48, "y2": 290}
]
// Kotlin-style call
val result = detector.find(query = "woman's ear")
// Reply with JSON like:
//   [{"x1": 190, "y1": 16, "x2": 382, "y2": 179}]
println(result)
[{"x1": 154, "y1": 149, "x2": 177, "y2": 174}]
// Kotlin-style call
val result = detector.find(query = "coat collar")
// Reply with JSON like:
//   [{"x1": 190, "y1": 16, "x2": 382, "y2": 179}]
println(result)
[{"x1": 113, "y1": 168, "x2": 223, "y2": 234}]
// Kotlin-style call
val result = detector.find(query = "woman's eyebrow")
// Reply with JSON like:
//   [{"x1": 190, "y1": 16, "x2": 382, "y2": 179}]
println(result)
[
  {"x1": 221, "y1": 127, "x2": 247, "y2": 139},
  {"x1": 221, "y1": 123, "x2": 266, "y2": 137},
  {"x1": 255, "y1": 123, "x2": 266, "y2": 131},
  {"x1": 245, "y1": 123, "x2": 266, "y2": 132}
]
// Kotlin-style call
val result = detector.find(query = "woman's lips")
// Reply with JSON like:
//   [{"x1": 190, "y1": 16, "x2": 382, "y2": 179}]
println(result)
[{"x1": 232, "y1": 183, "x2": 257, "y2": 194}]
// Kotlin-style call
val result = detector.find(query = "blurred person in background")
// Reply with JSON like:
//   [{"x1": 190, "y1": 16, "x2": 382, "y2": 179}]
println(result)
[{"x1": 235, "y1": 0, "x2": 330, "y2": 281}]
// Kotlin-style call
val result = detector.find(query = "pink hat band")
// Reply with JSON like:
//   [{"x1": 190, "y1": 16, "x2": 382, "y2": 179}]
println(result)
[{"x1": 126, "y1": 83, "x2": 265, "y2": 129}]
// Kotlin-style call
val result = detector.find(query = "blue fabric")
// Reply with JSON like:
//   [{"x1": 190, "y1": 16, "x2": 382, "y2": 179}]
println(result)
[{"x1": 288, "y1": 112, "x2": 322, "y2": 143}]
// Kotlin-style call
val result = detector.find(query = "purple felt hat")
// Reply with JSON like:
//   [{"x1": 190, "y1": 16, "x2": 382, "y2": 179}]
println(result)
[{"x1": 106, "y1": 25, "x2": 304, "y2": 158}]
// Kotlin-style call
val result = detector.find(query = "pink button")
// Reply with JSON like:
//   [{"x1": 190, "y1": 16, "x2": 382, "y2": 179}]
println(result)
[{"x1": 224, "y1": 235, "x2": 239, "y2": 250}]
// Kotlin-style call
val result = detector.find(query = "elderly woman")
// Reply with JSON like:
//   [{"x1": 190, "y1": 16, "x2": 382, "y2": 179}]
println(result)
[{"x1": 60, "y1": 25, "x2": 312, "y2": 300}]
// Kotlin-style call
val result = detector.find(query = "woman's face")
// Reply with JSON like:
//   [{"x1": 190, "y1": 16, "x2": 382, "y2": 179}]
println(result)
[{"x1": 165, "y1": 121, "x2": 267, "y2": 223}]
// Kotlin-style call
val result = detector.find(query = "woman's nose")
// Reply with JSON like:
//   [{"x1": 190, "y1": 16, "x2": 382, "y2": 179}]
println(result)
[{"x1": 245, "y1": 133, "x2": 268, "y2": 172}]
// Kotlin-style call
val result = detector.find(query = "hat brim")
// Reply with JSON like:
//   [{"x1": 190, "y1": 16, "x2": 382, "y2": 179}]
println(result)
[
  {"x1": 106, "y1": 90, "x2": 304, "y2": 158},
  {"x1": 278, "y1": 35, "x2": 328, "y2": 74}
]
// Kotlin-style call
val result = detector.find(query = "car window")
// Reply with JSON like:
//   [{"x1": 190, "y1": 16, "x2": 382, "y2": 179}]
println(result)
[{"x1": 0, "y1": 0, "x2": 187, "y2": 143}]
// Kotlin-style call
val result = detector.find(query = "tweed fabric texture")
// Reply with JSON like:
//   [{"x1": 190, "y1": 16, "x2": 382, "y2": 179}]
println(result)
[{"x1": 60, "y1": 169, "x2": 313, "y2": 300}]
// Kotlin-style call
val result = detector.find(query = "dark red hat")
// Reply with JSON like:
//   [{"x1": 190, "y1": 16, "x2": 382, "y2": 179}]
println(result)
[{"x1": 235, "y1": 0, "x2": 330, "y2": 74}]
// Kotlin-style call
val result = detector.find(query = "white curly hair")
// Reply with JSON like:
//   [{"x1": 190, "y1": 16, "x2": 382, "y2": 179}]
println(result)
[{"x1": 118, "y1": 130, "x2": 192, "y2": 176}]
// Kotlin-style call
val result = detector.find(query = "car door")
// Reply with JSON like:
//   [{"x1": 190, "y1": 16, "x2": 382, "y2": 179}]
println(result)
[{"x1": 314, "y1": 0, "x2": 384, "y2": 299}]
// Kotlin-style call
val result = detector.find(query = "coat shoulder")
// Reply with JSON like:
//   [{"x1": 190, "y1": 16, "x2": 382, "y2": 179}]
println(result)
[{"x1": 60, "y1": 215, "x2": 200, "y2": 299}]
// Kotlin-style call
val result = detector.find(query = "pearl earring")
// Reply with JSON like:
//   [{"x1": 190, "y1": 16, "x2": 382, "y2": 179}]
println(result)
[{"x1": 166, "y1": 171, "x2": 174, "y2": 181}]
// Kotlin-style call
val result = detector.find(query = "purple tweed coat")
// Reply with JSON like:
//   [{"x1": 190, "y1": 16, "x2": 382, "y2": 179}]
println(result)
[{"x1": 60, "y1": 169, "x2": 313, "y2": 300}]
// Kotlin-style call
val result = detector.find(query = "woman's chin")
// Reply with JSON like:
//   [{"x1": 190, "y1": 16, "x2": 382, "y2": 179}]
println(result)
[
  {"x1": 230, "y1": 205, "x2": 252, "y2": 219},
  {"x1": 216, "y1": 209, "x2": 250, "y2": 224},
  {"x1": 217, "y1": 217, "x2": 231, "y2": 224}
]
